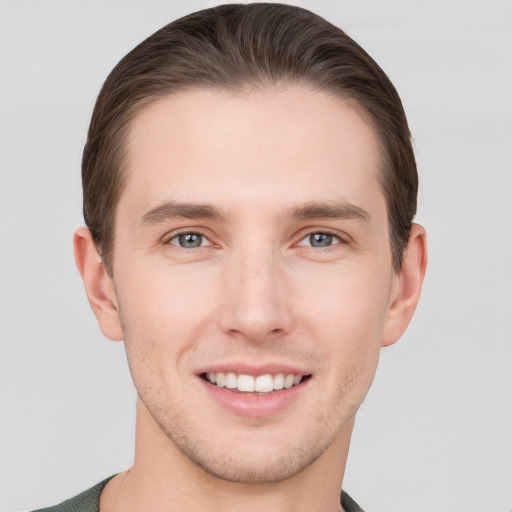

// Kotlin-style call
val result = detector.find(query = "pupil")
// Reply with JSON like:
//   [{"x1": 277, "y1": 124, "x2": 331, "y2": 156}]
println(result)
[
  {"x1": 311, "y1": 233, "x2": 332, "y2": 247},
  {"x1": 179, "y1": 233, "x2": 202, "y2": 248}
]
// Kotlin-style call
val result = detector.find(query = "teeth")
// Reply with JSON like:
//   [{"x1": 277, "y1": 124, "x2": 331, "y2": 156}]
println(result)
[
  {"x1": 237, "y1": 374, "x2": 255, "y2": 392},
  {"x1": 273, "y1": 373, "x2": 284, "y2": 390},
  {"x1": 255, "y1": 374, "x2": 273, "y2": 392},
  {"x1": 284, "y1": 374, "x2": 295, "y2": 388},
  {"x1": 205, "y1": 372, "x2": 305, "y2": 393},
  {"x1": 225, "y1": 372, "x2": 237, "y2": 389},
  {"x1": 216, "y1": 372, "x2": 226, "y2": 387}
]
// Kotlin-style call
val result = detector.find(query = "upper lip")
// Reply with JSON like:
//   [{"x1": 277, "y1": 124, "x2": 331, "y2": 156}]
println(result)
[{"x1": 197, "y1": 362, "x2": 310, "y2": 377}]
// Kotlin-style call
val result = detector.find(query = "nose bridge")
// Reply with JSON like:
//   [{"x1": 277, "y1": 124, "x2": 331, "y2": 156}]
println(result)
[{"x1": 220, "y1": 240, "x2": 291, "y2": 340}]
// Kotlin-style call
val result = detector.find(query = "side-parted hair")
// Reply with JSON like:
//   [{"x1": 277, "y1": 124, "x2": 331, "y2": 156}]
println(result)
[{"x1": 82, "y1": 3, "x2": 417, "y2": 274}]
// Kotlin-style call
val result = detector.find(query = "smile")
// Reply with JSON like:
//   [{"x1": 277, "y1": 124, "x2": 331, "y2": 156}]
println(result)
[{"x1": 204, "y1": 372, "x2": 307, "y2": 393}]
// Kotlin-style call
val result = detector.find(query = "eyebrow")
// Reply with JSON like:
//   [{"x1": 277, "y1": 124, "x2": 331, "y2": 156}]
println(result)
[
  {"x1": 287, "y1": 201, "x2": 370, "y2": 222},
  {"x1": 140, "y1": 201, "x2": 227, "y2": 225},
  {"x1": 140, "y1": 199, "x2": 370, "y2": 226}
]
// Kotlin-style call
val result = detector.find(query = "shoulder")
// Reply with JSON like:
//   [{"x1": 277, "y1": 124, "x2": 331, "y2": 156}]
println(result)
[
  {"x1": 341, "y1": 490, "x2": 366, "y2": 512},
  {"x1": 30, "y1": 476, "x2": 114, "y2": 512}
]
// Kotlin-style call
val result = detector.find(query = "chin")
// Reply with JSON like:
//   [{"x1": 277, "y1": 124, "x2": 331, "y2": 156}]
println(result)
[
  {"x1": 175, "y1": 439, "x2": 325, "y2": 485},
  {"x1": 147, "y1": 401, "x2": 346, "y2": 485}
]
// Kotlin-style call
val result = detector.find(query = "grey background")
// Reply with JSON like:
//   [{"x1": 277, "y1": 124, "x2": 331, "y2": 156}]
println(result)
[{"x1": 0, "y1": 1, "x2": 511, "y2": 511}]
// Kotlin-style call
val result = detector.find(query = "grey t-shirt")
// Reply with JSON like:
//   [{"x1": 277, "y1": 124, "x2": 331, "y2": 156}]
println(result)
[{"x1": 32, "y1": 476, "x2": 365, "y2": 512}]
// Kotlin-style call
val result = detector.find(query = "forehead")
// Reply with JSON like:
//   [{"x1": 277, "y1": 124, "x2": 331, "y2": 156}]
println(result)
[{"x1": 120, "y1": 86, "x2": 384, "y2": 217}]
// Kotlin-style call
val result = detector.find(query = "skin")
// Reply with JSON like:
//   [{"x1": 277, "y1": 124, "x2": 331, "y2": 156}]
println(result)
[{"x1": 74, "y1": 86, "x2": 427, "y2": 512}]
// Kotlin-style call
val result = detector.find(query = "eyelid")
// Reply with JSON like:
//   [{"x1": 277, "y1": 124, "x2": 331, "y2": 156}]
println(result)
[
  {"x1": 295, "y1": 228, "x2": 350, "y2": 247},
  {"x1": 163, "y1": 228, "x2": 216, "y2": 248},
  {"x1": 161, "y1": 227, "x2": 350, "y2": 249}
]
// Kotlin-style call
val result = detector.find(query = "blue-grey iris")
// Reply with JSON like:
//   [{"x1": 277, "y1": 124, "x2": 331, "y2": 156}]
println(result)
[
  {"x1": 310, "y1": 233, "x2": 333, "y2": 247},
  {"x1": 178, "y1": 233, "x2": 203, "y2": 248}
]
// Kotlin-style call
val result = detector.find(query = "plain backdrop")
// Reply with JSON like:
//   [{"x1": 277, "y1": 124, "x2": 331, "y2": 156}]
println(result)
[{"x1": 0, "y1": 1, "x2": 511, "y2": 511}]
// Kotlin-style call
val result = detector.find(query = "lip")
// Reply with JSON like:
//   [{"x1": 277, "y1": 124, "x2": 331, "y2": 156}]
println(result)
[
  {"x1": 197, "y1": 363, "x2": 311, "y2": 418},
  {"x1": 197, "y1": 362, "x2": 309, "y2": 377}
]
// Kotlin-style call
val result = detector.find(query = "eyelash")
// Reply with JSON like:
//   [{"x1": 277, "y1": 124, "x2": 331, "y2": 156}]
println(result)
[
  {"x1": 165, "y1": 229, "x2": 347, "y2": 251},
  {"x1": 296, "y1": 230, "x2": 345, "y2": 250},
  {"x1": 166, "y1": 231, "x2": 212, "y2": 249}
]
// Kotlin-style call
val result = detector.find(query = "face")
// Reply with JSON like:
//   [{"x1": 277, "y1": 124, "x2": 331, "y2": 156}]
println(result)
[{"x1": 109, "y1": 86, "x2": 399, "y2": 483}]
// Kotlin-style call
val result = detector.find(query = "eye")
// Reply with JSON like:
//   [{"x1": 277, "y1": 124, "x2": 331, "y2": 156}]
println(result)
[
  {"x1": 297, "y1": 232, "x2": 342, "y2": 248},
  {"x1": 168, "y1": 232, "x2": 210, "y2": 249}
]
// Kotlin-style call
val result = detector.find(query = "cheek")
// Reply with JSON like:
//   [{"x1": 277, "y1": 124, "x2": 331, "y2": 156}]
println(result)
[
  {"x1": 115, "y1": 263, "x2": 222, "y2": 349},
  {"x1": 296, "y1": 264, "x2": 392, "y2": 340},
  {"x1": 293, "y1": 263, "x2": 392, "y2": 393}
]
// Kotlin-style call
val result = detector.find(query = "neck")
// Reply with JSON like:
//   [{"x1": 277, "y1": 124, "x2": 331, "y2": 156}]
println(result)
[{"x1": 101, "y1": 400, "x2": 353, "y2": 512}]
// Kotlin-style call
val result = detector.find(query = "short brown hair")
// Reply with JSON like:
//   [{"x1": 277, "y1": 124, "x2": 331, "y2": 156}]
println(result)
[{"x1": 82, "y1": 3, "x2": 417, "y2": 273}]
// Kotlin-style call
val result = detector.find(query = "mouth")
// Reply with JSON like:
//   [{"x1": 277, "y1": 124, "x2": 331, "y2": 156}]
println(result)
[{"x1": 201, "y1": 372, "x2": 311, "y2": 394}]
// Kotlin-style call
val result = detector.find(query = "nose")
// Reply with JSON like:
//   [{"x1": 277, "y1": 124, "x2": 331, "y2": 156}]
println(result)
[{"x1": 218, "y1": 247, "x2": 293, "y2": 342}]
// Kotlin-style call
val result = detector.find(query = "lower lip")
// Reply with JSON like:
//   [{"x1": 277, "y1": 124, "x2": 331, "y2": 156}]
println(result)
[{"x1": 199, "y1": 377, "x2": 310, "y2": 418}]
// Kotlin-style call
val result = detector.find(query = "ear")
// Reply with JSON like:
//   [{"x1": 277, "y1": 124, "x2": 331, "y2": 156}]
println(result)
[
  {"x1": 73, "y1": 227, "x2": 124, "y2": 341},
  {"x1": 382, "y1": 223, "x2": 428, "y2": 347}
]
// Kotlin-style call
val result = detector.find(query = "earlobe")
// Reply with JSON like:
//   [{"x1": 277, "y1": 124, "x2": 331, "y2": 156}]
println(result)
[
  {"x1": 381, "y1": 223, "x2": 428, "y2": 347},
  {"x1": 73, "y1": 227, "x2": 124, "y2": 342}
]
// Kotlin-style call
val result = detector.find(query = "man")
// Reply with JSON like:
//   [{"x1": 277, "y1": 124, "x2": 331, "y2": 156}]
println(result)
[{"x1": 34, "y1": 3, "x2": 427, "y2": 511}]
